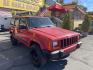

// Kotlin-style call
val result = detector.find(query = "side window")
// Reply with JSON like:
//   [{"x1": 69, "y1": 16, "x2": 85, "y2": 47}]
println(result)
[
  {"x1": 19, "y1": 18, "x2": 27, "y2": 29},
  {"x1": 14, "y1": 18, "x2": 20, "y2": 28}
]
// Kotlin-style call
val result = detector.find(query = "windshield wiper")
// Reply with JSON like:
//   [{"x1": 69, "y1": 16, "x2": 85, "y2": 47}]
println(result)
[
  {"x1": 40, "y1": 26, "x2": 52, "y2": 28},
  {"x1": 46, "y1": 25, "x2": 54, "y2": 27}
]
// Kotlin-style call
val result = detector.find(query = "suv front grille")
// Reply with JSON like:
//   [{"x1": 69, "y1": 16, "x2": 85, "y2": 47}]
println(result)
[{"x1": 61, "y1": 36, "x2": 78, "y2": 48}]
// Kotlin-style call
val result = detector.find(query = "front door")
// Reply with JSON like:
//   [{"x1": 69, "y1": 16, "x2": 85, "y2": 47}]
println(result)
[{"x1": 15, "y1": 18, "x2": 30, "y2": 46}]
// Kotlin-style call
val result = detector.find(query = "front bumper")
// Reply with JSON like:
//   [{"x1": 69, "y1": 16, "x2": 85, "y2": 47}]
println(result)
[{"x1": 50, "y1": 41, "x2": 82, "y2": 60}]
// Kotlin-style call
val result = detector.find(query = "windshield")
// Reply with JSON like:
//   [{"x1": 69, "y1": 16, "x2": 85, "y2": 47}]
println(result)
[{"x1": 29, "y1": 17, "x2": 54, "y2": 28}]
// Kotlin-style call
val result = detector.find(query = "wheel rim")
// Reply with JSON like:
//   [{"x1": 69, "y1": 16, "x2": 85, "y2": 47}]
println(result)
[{"x1": 31, "y1": 51, "x2": 41, "y2": 66}]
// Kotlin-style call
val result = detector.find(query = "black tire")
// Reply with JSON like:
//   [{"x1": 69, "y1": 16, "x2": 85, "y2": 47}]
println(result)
[
  {"x1": 10, "y1": 36, "x2": 18, "y2": 46},
  {"x1": 30, "y1": 44, "x2": 47, "y2": 67}
]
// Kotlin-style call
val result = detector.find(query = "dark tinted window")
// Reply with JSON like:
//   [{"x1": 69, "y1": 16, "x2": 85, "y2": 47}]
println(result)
[{"x1": 19, "y1": 18, "x2": 28, "y2": 29}]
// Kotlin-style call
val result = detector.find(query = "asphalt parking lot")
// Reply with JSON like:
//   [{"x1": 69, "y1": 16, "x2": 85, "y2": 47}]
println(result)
[{"x1": 0, "y1": 32, "x2": 93, "y2": 70}]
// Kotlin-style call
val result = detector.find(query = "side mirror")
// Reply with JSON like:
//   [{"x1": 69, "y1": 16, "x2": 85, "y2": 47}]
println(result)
[{"x1": 19, "y1": 25, "x2": 27, "y2": 29}]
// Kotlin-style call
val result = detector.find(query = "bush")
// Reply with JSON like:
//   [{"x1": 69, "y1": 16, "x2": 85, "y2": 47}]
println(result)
[
  {"x1": 81, "y1": 14, "x2": 91, "y2": 32},
  {"x1": 62, "y1": 13, "x2": 73, "y2": 30}
]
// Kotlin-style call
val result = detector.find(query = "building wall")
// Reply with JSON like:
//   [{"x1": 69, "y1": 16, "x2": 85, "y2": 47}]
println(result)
[
  {"x1": 74, "y1": 20, "x2": 83, "y2": 28},
  {"x1": 72, "y1": 8, "x2": 85, "y2": 28},
  {"x1": 0, "y1": 9, "x2": 12, "y2": 29},
  {"x1": 0, "y1": 17, "x2": 11, "y2": 29}
]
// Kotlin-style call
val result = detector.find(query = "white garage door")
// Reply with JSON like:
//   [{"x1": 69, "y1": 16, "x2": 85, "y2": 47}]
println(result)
[{"x1": 0, "y1": 9, "x2": 12, "y2": 29}]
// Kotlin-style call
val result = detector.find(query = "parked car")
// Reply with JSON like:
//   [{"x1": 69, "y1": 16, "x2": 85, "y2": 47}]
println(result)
[
  {"x1": 89, "y1": 21, "x2": 93, "y2": 34},
  {"x1": 73, "y1": 27, "x2": 88, "y2": 38},
  {"x1": 10, "y1": 16, "x2": 82, "y2": 67}
]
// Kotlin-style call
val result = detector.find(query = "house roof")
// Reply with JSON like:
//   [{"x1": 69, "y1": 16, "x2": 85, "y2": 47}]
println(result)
[
  {"x1": 63, "y1": 3, "x2": 76, "y2": 10},
  {"x1": 90, "y1": 15, "x2": 93, "y2": 19},
  {"x1": 88, "y1": 12, "x2": 93, "y2": 15},
  {"x1": 88, "y1": 12, "x2": 93, "y2": 19},
  {"x1": 63, "y1": 3, "x2": 86, "y2": 14}
]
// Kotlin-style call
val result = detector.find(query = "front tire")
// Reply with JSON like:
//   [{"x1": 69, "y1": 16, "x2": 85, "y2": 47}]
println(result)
[
  {"x1": 30, "y1": 44, "x2": 47, "y2": 67},
  {"x1": 10, "y1": 36, "x2": 18, "y2": 46}
]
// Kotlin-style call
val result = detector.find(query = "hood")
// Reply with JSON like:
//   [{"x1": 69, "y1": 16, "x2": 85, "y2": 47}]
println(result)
[{"x1": 32, "y1": 27, "x2": 79, "y2": 40}]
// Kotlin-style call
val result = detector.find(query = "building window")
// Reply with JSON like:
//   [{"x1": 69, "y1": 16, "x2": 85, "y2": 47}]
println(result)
[{"x1": 4, "y1": 18, "x2": 7, "y2": 20}]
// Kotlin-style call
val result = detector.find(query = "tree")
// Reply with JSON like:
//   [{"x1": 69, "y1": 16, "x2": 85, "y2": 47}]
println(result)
[
  {"x1": 62, "y1": 13, "x2": 73, "y2": 30},
  {"x1": 57, "y1": 0, "x2": 64, "y2": 5},
  {"x1": 72, "y1": 0, "x2": 78, "y2": 4},
  {"x1": 81, "y1": 14, "x2": 91, "y2": 32}
]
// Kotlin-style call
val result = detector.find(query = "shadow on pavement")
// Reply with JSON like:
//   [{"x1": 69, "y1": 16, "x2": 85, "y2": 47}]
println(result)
[
  {"x1": 0, "y1": 39, "x2": 13, "y2": 52},
  {"x1": 40, "y1": 59, "x2": 68, "y2": 70}
]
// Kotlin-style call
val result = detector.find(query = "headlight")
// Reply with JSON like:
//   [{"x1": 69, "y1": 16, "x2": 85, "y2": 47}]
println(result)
[{"x1": 52, "y1": 41, "x2": 58, "y2": 48}]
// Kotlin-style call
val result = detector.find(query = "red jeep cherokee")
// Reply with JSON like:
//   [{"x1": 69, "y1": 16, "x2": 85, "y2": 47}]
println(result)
[{"x1": 10, "y1": 16, "x2": 82, "y2": 67}]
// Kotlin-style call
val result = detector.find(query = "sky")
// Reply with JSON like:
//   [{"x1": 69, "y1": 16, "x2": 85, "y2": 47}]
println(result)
[{"x1": 53, "y1": 0, "x2": 93, "y2": 12}]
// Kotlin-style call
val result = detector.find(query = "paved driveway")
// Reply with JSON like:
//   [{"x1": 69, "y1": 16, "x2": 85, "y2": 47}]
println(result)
[{"x1": 0, "y1": 32, "x2": 93, "y2": 70}]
